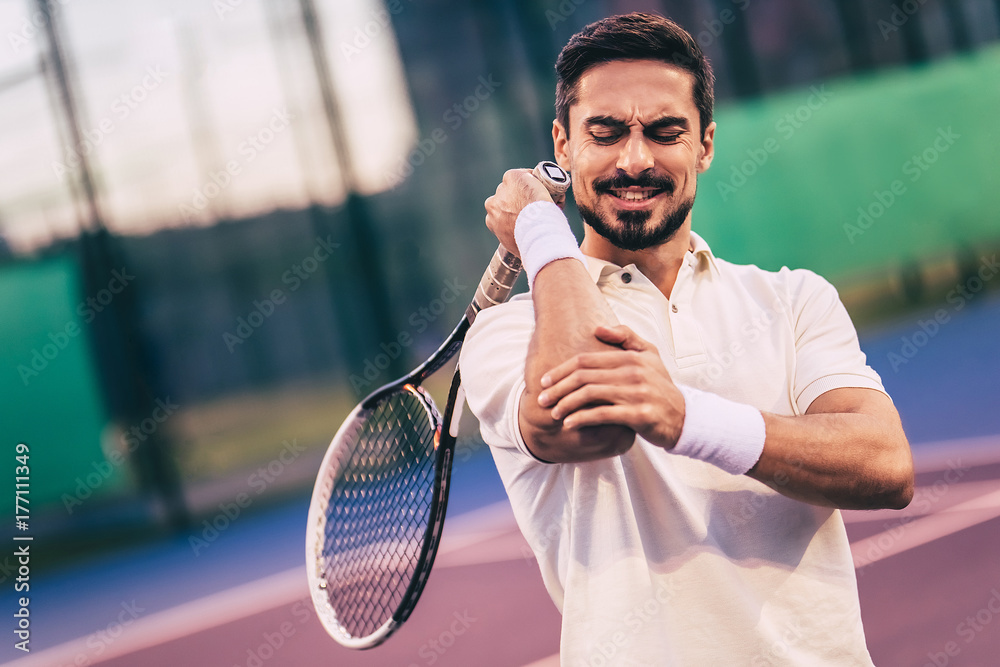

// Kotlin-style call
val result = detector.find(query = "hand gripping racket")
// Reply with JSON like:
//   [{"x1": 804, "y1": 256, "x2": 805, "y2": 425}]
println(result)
[{"x1": 306, "y1": 161, "x2": 571, "y2": 648}]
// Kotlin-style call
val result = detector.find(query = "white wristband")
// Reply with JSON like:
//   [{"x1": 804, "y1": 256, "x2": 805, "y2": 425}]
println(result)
[
  {"x1": 514, "y1": 201, "x2": 586, "y2": 288},
  {"x1": 672, "y1": 386, "x2": 766, "y2": 475}
]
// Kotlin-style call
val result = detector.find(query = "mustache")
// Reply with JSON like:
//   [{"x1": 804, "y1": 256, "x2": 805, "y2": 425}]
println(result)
[{"x1": 593, "y1": 170, "x2": 675, "y2": 194}]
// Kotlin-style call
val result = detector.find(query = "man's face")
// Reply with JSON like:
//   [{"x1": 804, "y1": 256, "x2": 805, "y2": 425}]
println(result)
[{"x1": 554, "y1": 59, "x2": 715, "y2": 251}]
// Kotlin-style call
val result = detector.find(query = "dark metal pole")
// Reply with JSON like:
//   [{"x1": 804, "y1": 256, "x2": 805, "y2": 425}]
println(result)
[
  {"x1": 833, "y1": 0, "x2": 876, "y2": 72},
  {"x1": 34, "y1": 0, "x2": 102, "y2": 233},
  {"x1": 710, "y1": 0, "x2": 763, "y2": 98},
  {"x1": 471, "y1": 0, "x2": 547, "y2": 166},
  {"x1": 34, "y1": 0, "x2": 189, "y2": 530},
  {"x1": 941, "y1": 0, "x2": 972, "y2": 53},
  {"x1": 898, "y1": 8, "x2": 929, "y2": 64},
  {"x1": 295, "y1": 0, "x2": 404, "y2": 381},
  {"x1": 263, "y1": 0, "x2": 373, "y2": 382},
  {"x1": 177, "y1": 22, "x2": 231, "y2": 221}
]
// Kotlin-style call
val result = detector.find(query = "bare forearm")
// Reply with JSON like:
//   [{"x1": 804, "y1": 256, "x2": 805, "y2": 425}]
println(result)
[
  {"x1": 530, "y1": 259, "x2": 617, "y2": 373},
  {"x1": 748, "y1": 390, "x2": 914, "y2": 510},
  {"x1": 520, "y1": 259, "x2": 635, "y2": 461}
]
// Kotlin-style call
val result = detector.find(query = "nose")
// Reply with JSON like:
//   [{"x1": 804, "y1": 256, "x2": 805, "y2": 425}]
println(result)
[{"x1": 616, "y1": 130, "x2": 654, "y2": 177}]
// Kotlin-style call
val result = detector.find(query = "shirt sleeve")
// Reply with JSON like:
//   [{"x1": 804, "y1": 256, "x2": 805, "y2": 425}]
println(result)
[
  {"x1": 783, "y1": 268, "x2": 887, "y2": 414},
  {"x1": 459, "y1": 295, "x2": 546, "y2": 460}
]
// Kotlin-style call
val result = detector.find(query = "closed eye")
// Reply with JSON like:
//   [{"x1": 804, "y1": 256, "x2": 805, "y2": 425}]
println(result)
[
  {"x1": 591, "y1": 130, "x2": 623, "y2": 145},
  {"x1": 648, "y1": 131, "x2": 683, "y2": 144}
]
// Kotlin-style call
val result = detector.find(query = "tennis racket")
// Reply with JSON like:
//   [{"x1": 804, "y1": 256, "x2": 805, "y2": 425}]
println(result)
[{"x1": 306, "y1": 161, "x2": 571, "y2": 648}]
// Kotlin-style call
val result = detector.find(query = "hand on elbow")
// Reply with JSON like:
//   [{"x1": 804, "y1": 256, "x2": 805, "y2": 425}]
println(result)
[
  {"x1": 532, "y1": 424, "x2": 636, "y2": 463},
  {"x1": 522, "y1": 403, "x2": 635, "y2": 463}
]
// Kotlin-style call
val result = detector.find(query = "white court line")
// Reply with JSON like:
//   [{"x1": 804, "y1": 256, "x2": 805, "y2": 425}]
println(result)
[
  {"x1": 435, "y1": 499, "x2": 518, "y2": 557},
  {"x1": 852, "y1": 487, "x2": 1000, "y2": 569},
  {"x1": 16, "y1": 437, "x2": 999, "y2": 665},
  {"x1": 524, "y1": 478, "x2": 1000, "y2": 667},
  {"x1": 522, "y1": 653, "x2": 560, "y2": 667},
  {"x1": 5, "y1": 567, "x2": 309, "y2": 667},
  {"x1": 842, "y1": 478, "x2": 1000, "y2": 524},
  {"x1": 7, "y1": 504, "x2": 521, "y2": 667},
  {"x1": 911, "y1": 434, "x2": 1000, "y2": 473}
]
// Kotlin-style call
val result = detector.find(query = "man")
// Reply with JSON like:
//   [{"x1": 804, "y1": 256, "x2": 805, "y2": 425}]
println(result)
[{"x1": 460, "y1": 12, "x2": 913, "y2": 666}]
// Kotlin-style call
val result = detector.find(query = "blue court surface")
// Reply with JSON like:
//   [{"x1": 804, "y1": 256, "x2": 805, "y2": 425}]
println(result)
[{"x1": 3, "y1": 291, "x2": 999, "y2": 666}]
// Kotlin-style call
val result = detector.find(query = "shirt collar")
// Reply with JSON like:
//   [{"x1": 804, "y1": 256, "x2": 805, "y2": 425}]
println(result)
[
  {"x1": 689, "y1": 230, "x2": 721, "y2": 276},
  {"x1": 581, "y1": 230, "x2": 721, "y2": 283}
]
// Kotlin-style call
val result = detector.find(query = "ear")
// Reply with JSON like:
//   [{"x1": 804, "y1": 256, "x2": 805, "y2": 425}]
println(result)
[
  {"x1": 697, "y1": 121, "x2": 715, "y2": 173},
  {"x1": 553, "y1": 119, "x2": 570, "y2": 172}
]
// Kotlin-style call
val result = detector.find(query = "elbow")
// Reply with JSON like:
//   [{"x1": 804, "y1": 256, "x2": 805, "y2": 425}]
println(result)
[
  {"x1": 884, "y1": 464, "x2": 915, "y2": 510},
  {"x1": 519, "y1": 373, "x2": 637, "y2": 462},
  {"x1": 534, "y1": 424, "x2": 636, "y2": 463},
  {"x1": 521, "y1": 401, "x2": 635, "y2": 463},
  {"x1": 871, "y1": 443, "x2": 915, "y2": 510},
  {"x1": 599, "y1": 424, "x2": 638, "y2": 456},
  {"x1": 873, "y1": 479, "x2": 913, "y2": 511}
]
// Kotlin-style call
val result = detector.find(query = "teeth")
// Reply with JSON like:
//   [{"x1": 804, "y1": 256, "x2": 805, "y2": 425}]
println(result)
[{"x1": 616, "y1": 190, "x2": 652, "y2": 201}]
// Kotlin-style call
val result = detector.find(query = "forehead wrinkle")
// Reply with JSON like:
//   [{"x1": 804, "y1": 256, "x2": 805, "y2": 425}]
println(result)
[
  {"x1": 582, "y1": 113, "x2": 690, "y2": 130},
  {"x1": 583, "y1": 115, "x2": 627, "y2": 128},
  {"x1": 644, "y1": 115, "x2": 689, "y2": 130},
  {"x1": 572, "y1": 60, "x2": 699, "y2": 133}
]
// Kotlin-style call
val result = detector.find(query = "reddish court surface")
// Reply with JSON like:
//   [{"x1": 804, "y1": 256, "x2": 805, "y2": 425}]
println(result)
[
  {"x1": 846, "y1": 455, "x2": 1000, "y2": 667},
  {"x1": 97, "y1": 557, "x2": 563, "y2": 667},
  {"x1": 16, "y1": 442, "x2": 1000, "y2": 667}
]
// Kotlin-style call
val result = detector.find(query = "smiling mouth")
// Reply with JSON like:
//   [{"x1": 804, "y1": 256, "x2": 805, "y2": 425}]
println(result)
[{"x1": 608, "y1": 188, "x2": 664, "y2": 202}]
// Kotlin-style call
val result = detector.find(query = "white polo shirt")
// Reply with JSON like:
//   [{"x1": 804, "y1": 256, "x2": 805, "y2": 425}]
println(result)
[{"x1": 460, "y1": 230, "x2": 883, "y2": 666}]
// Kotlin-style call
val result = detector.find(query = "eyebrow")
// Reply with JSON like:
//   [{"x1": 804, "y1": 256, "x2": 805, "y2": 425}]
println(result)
[
  {"x1": 644, "y1": 116, "x2": 689, "y2": 132},
  {"x1": 583, "y1": 115, "x2": 689, "y2": 131}
]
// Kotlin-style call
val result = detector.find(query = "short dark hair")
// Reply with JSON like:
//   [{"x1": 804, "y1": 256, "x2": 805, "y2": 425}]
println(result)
[{"x1": 555, "y1": 13, "x2": 715, "y2": 138}]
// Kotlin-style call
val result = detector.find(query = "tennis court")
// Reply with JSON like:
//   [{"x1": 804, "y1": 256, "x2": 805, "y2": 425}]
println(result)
[
  {"x1": 4, "y1": 293, "x2": 1000, "y2": 666},
  {"x1": 4, "y1": 442, "x2": 1000, "y2": 666},
  {"x1": 3, "y1": 2, "x2": 1000, "y2": 666}
]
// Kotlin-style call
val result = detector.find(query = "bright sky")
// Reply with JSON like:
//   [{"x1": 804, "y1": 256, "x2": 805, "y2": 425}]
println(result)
[{"x1": 0, "y1": 0, "x2": 417, "y2": 251}]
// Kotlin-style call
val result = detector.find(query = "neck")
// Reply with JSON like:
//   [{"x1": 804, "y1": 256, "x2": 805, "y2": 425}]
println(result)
[{"x1": 579, "y1": 221, "x2": 692, "y2": 299}]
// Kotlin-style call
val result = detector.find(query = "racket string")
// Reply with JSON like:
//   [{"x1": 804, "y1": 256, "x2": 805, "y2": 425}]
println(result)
[{"x1": 319, "y1": 390, "x2": 438, "y2": 639}]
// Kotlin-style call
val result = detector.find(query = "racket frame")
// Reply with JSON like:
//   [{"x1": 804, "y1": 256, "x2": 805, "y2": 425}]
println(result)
[
  {"x1": 305, "y1": 322, "x2": 468, "y2": 648},
  {"x1": 307, "y1": 161, "x2": 570, "y2": 649}
]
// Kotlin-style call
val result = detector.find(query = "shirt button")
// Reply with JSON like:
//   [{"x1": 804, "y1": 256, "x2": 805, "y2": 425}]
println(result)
[
  {"x1": 671, "y1": 304, "x2": 679, "y2": 313},
  {"x1": 621, "y1": 272, "x2": 632, "y2": 284}
]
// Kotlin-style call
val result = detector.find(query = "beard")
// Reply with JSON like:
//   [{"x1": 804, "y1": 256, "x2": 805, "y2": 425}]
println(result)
[{"x1": 577, "y1": 171, "x2": 695, "y2": 252}]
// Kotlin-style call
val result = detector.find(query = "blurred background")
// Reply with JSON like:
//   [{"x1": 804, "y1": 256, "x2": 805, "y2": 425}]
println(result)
[{"x1": 1, "y1": 0, "x2": 999, "y2": 665}]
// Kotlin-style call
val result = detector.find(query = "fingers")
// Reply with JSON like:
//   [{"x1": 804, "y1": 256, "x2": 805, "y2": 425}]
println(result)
[
  {"x1": 533, "y1": 323, "x2": 683, "y2": 448},
  {"x1": 539, "y1": 325, "x2": 653, "y2": 389},
  {"x1": 540, "y1": 349, "x2": 640, "y2": 390},
  {"x1": 505, "y1": 168, "x2": 554, "y2": 203},
  {"x1": 485, "y1": 168, "x2": 556, "y2": 254},
  {"x1": 502, "y1": 168, "x2": 533, "y2": 184},
  {"x1": 561, "y1": 403, "x2": 651, "y2": 431},
  {"x1": 539, "y1": 366, "x2": 635, "y2": 408},
  {"x1": 556, "y1": 390, "x2": 683, "y2": 451},
  {"x1": 562, "y1": 405, "x2": 629, "y2": 430},
  {"x1": 594, "y1": 324, "x2": 649, "y2": 351},
  {"x1": 548, "y1": 381, "x2": 634, "y2": 420}
]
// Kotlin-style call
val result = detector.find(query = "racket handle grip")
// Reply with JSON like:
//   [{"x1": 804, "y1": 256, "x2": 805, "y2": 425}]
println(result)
[
  {"x1": 466, "y1": 161, "x2": 571, "y2": 323},
  {"x1": 467, "y1": 245, "x2": 523, "y2": 322}
]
